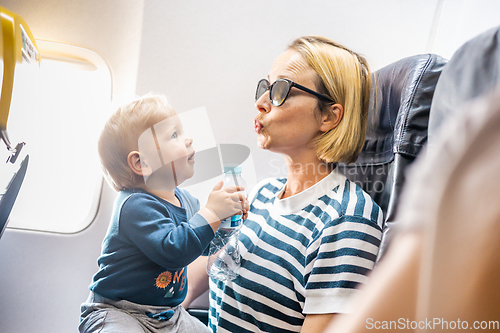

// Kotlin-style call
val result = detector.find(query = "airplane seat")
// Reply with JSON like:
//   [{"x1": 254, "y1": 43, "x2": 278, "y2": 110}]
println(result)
[
  {"x1": 401, "y1": 25, "x2": 500, "y2": 322},
  {"x1": 428, "y1": 24, "x2": 500, "y2": 143},
  {"x1": 0, "y1": 7, "x2": 40, "y2": 239},
  {"x1": 338, "y1": 53, "x2": 447, "y2": 261}
]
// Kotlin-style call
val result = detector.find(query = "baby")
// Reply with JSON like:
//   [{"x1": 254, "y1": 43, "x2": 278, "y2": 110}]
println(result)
[{"x1": 79, "y1": 93, "x2": 246, "y2": 333}]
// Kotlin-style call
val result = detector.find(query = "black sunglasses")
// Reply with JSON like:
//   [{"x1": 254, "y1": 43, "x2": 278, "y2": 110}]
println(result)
[{"x1": 255, "y1": 78, "x2": 335, "y2": 107}]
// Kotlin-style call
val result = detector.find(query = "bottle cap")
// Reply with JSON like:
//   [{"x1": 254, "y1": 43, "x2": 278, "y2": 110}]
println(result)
[{"x1": 223, "y1": 165, "x2": 242, "y2": 174}]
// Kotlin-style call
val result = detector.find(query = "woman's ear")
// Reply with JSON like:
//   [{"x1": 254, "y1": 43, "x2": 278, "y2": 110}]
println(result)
[
  {"x1": 127, "y1": 151, "x2": 152, "y2": 176},
  {"x1": 320, "y1": 104, "x2": 344, "y2": 132}
]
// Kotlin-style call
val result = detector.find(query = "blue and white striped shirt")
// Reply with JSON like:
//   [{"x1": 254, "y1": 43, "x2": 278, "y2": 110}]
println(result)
[{"x1": 209, "y1": 170, "x2": 383, "y2": 332}]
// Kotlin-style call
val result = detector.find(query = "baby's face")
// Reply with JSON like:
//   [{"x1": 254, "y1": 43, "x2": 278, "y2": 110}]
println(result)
[{"x1": 138, "y1": 114, "x2": 195, "y2": 190}]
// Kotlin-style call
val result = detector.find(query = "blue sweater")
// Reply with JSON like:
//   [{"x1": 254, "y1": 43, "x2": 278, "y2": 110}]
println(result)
[{"x1": 90, "y1": 188, "x2": 214, "y2": 306}]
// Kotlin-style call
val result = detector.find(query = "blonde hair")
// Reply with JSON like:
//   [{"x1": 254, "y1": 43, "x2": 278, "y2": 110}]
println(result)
[
  {"x1": 98, "y1": 93, "x2": 176, "y2": 191},
  {"x1": 289, "y1": 36, "x2": 371, "y2": 163}
]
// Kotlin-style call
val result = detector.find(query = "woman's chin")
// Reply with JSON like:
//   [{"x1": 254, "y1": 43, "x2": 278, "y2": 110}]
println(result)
[{"x1": 256, "y1": 135, "x2": 271, "y2": 150}]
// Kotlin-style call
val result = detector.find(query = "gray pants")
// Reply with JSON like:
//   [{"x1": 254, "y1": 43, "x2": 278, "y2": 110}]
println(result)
[{"x1": 79, "y1": 292, "x2": 211, "y2": 333}]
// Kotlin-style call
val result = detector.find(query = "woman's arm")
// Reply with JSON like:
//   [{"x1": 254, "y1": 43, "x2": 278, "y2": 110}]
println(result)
[
  {"x1": 302, "y1": 314, "x2": 337, "y2": 333},
  {"x1": 181, "y1": 255, "x2": 210, "y2": 309}
]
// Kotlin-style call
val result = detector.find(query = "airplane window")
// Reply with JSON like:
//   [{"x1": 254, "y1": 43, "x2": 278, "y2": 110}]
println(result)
[{"x1": 5, "y1": 41, "x2": 111, "y2": 233}]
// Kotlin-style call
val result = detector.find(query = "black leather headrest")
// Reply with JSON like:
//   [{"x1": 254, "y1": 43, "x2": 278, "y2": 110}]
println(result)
[
  {"x1": 429, "y1": 25, "x2": 500, "y2": 140},
  {"x1": 357, "y1": 54, "x2": 447, "y2": 164}
]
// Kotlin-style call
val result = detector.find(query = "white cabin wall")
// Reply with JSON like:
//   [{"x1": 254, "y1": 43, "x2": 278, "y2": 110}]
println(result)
[
  {"x1": 0, "y1": 186, "x2": 116, "y2": 333},
  {"x1": 430, "y1": 0, "x2": 500, "y2": 58}
]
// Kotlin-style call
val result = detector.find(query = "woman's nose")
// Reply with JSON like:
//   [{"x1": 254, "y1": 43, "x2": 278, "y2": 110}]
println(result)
[{"x1": 255, "y1": 91, "x2": 271, "y2": 113}]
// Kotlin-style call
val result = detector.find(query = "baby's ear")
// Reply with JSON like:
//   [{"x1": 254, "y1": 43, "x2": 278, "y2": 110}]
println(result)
[{"x1": 127, "y1": 151, "x2": 152, "y2": 176}]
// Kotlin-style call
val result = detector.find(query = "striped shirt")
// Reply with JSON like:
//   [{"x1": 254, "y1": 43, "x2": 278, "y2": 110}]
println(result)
[{"x1": 208, "y1": 170, "x2": 383, "y2": 332}]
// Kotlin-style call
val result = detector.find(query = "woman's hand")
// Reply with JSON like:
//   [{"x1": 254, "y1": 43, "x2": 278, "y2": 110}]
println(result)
[{"x1": 242, "y1": 199, "x2": 250, "y2": 220}]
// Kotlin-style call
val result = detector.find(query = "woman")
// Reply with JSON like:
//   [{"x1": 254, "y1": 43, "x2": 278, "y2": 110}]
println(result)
[{"x1": 185, "y1": 36, "x2": 383, "y2": 333}]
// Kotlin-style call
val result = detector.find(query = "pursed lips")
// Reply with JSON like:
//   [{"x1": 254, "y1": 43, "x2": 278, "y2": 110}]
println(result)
[{"x1": 254, "y1": 118, "x2": 264, "y2": 133}]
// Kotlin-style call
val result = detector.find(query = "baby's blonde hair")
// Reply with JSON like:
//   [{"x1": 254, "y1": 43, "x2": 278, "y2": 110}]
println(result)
[
  {"x1": 98, "y1": 93, "x2": 176, "y2": 191},
  {"x1": 289, "y1": 36, "x2": 371, "y2": 163}
]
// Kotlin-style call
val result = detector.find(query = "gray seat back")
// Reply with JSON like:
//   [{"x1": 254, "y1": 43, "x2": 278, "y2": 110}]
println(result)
[{"x1": 338, "y1": 54, "x2": 447, "y2": 260}]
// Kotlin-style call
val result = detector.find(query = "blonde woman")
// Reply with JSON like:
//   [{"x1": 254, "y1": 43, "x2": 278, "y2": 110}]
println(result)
[{"x1": 185, "y1": 36, "x2": 383, "y2": 333}]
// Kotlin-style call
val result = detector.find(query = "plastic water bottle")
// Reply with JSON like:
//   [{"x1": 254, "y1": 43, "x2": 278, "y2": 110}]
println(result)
[{"x1": 207, "y1": 165, "x2": 247, "y2": 281}]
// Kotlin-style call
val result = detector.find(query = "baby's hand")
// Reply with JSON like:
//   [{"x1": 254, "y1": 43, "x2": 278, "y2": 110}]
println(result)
[{"x1": 205, "y1": 181, "x2": 246, "y2": 222}]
